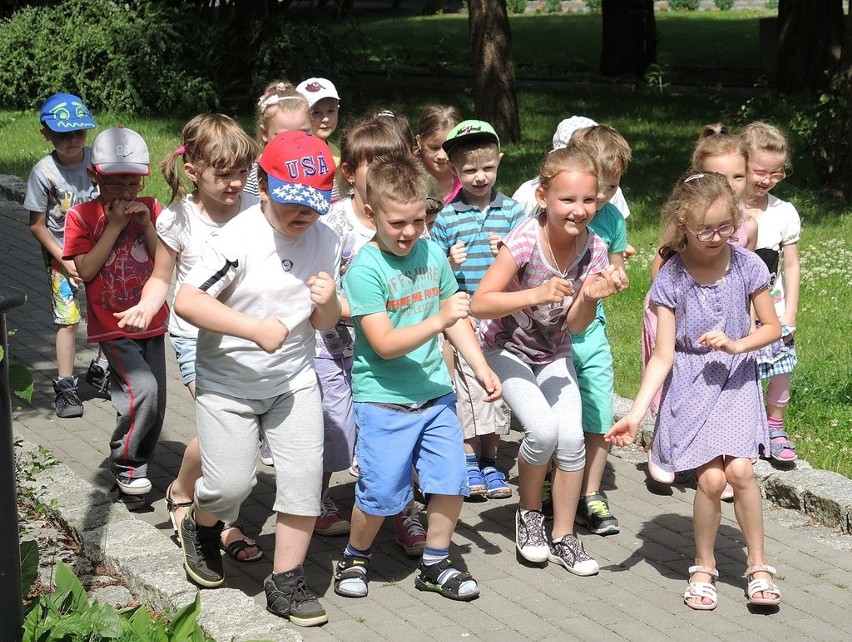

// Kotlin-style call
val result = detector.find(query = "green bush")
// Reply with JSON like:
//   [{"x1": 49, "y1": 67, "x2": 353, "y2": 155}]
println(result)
[
  {"x1": 714, "y1": 0, "x2": 735, "y2": 9},
  {"x1": 586, "y1": 0, "x2": 602, "y2": 10},
  {"x1": 0, "y1": 0, "x2": 341, "y2": 117},
  {"x1": 668, "y1": 0, "x2": 701, "y2": 10},
  {"x1": 544, "y1": 0, "x2": 562, "y2": 13},
  {"x1": 507, "y1": 0, "x2": 527, "y2": 14}
]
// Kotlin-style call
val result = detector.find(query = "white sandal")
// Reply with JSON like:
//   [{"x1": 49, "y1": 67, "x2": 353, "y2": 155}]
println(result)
[
  {"x1": 745, "y1": 564, "x2": 781, "y2": 606},
  {"x1": 684, "y1": 565, "x2": 719, "y2": 611}
]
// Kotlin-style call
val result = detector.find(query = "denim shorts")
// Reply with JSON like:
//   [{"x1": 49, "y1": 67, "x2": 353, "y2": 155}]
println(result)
[
  {"x1": 169, "y1": 334, "x2": 197, "y2": 385},
  {"x1": 353, "y1": 392, "x2": 468, "y2": 516}
]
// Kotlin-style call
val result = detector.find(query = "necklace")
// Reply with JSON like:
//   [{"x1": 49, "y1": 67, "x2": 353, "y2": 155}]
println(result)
[{"x1": 542, "y1": 221, "x2": 576, "y2": 277}]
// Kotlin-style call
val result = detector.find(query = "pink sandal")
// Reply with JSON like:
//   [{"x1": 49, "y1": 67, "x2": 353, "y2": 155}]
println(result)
[{"x1": 745, "y1": 565, "x2": 781, "y2": 606}]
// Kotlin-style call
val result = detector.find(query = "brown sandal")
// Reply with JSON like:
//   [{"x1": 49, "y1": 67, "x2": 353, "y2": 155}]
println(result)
[
  {"x1": 165, "y1": 482, "x2": 192, "y2": 537},
  {"x1": 221, "y1": 522, "x2": 263, "y2": 562}
]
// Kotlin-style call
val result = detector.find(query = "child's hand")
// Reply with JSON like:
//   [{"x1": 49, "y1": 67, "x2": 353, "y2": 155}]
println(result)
[
  {"x1": 604, "y1": 416, "x2": 639, "y2": 447},
  {"x1": 103, "y1": 200, "x2": 133, "y2": 230},
  {"x1": 448, "y1": 240, "x2": 467, "y2": 268},
  {"x1": 439, "y1": 291, "x2": 470, "y2": 328},
  {"x1": 122, "y1": 200, "x2": 151, "y2": 227},
  {"x1": 487, "y1": 232, "x2": 501, "y2": 257},
  {"x1": 307, "y1": 272, "x2": 336, "y2": 307},
  {"x1": 253, "y1": 318, "x2": 290, "y2": 353},
  {"x1": 622, "y1": 244, "x2": 636, "y2": 262},
  {"x1": 474, "y1": 366, "x2": 502, "y2": 402},
  {"x1": 697, "y1": 329, "x2": 741, "y2": 354},
  {"x1": 62, "y1": 259, "x2": 83, "y2": 286},
  {"x1": 584, "y1": 264, "x2": 629, "y2": 300},
  {"x1": 534, "y1": 276, "x2": 573, "y2": 305},
  {"x1": 114, "y1": 304, "x2": 154, "y2": 332}
]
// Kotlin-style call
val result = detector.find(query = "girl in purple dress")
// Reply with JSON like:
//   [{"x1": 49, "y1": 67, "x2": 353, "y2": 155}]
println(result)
[{"x1": 607, "y1": 172, "x2": 782, "y2": 611}]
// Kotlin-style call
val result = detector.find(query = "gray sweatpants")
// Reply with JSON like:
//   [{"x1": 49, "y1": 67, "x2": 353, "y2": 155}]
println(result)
[
  {"x1": 194, "y1": 382, "x2": 324, "y2": 524},
  {"x1": 102, "y1": 335, "x2": 166, "y2": 479},
  {"x1": 484, "y1": 348, "x2": 585, "y2": 471}
]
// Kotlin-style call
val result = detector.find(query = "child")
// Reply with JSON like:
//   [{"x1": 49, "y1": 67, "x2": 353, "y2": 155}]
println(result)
[
  {"x1": 334, "y1": 153, "x2": 501, "y2": 602},
  {"x1": 415, "y1": 105, "x2": 463, "y2": 203},
  {"x1": 643, "y1": 124, "x2": 757, "y2": 487},
  {"x1": 318, "y1": 114, "x2": 423, "y2": 550},
  {"x1": 471, "y1": 144, "x2": 627, "y2": 574},
  {"x1": 173, "y1": 130, "x2": 339, "y2": 627},
  {"x1": 62, "y1": 126, "x2": 168, "y2": 507},
  {"x1": 606, "y1": 171, "x2": 782, "y2": 610},
  {"x1": 114, "y1": 113, "x2": 263, "y2": 560},
  {"x1": 244, "y1": 80, "x2": 311, "y2": 198},
  {"x1": 566, "y1": 124, "x2": 632, "y2": 535},
  {"x1": 513, "y1": 116, "x2": 631, "y2": 221},
  {"x1": 24, "y1": 92, "x2": 103, "y2": 417},
  {"x1": 297, "y1": 77, "x2": 341, "y2": 176},
  {"x1": 432, "y1": 120, "x2": 523, "y2": 499},
  {"x1": 741, "y1": 121, "x2": 800, "y2": 463}
]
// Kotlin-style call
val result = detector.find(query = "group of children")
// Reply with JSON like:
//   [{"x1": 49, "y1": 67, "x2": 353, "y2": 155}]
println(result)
[{"x1": 24, "y1": 79, "x2": 798, "y2": 624}]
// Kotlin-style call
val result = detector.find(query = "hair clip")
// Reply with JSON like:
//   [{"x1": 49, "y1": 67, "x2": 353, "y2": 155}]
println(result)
[
  {"x1": 258, "y1": 93, "x2": 306, "y2": 114},
  {"x1": 176, "y1": 145, "x2": 186, "y2": 155},
  {"x1": 376, "y1": 109, "x2": 396, "y2": 118},
  {"x1": 683, "y1": 173, "x2": 705, "y2": 183}
]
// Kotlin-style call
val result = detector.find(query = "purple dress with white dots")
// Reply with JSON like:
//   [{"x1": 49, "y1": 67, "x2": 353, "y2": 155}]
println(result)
[{"x1": 649, "y1": 245, "x2": 771, "y2": 473}]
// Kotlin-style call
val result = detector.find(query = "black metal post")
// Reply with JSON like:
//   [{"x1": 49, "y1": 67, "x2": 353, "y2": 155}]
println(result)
[{"x1": 1, "y1": 286, "x2": 27, "y2": 641}]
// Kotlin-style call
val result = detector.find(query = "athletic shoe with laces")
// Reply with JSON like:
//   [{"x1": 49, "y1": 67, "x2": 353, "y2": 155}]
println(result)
[
  {"x1": 548, "y1": 533, "x2": 599, "y2": 576},
  {"x1": 265, "y1": 566, "x2": 328, "y2": 626},
  {"x1": 394, "y1": 504, "x2": 426, "y2": 556},
  {"x1": 85, "y1": 359, "x2": 110, "y2": 394},
  {"x1": 179, "y1": 508, "x2": 225, "y2": 588},
  {"x1": 113, "y1": 472, "x2": 152, "y2": 495},
  {"x1": 259, "y1": 435, "x2": 274, "y2": 466},
  {"x1": 515, "y1": 508, "x2": 549, "y2": 563},
  {"x1": 576, "y1": 491, "x2": 619, "y2": 535},
  {"x1": 53, "y1": 377, "x2": 83, "y2": 418},
  {"x1": 314, "y1": 497, "x2": 350, "y2": 536}
]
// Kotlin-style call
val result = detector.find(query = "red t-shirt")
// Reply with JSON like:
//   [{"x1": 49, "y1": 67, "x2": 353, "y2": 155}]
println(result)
[{"x1": 63, "y1": 197, "x2": 168, "y2": 343}]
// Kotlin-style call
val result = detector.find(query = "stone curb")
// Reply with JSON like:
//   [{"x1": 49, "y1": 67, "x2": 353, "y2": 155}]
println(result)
[{"x1": 17, "y1": 438, "x2": 302, "y2": 642}]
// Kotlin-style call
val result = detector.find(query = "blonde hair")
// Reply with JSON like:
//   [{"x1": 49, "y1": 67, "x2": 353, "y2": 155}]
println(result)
[
  {"x1": 538, "y1": 144, "x2": 598, "y2": 194},
  {"x1": 416, "y1": 105, "x2": 462, "y2": 145},
  {"x1": 570, "y1": 124, "x2": 632, "y2": 177},
  {"x1": 740, "y1": 121, "x2": 790, "y2": 163},
  {"x1": 366, "y1": 153, "x2": 427, "y2": 210},
  {"x1": 658, "y1": 171, "x2": 740, "y2": 264},
  {"x1": 160, "y1": 113, "x2": 259, "y2": 204},
  {"x1": 691, "y1": 123, "x2": 748, "y2": 170},
  {"x1": 255, "y1": 80, "x2": 309, "y2": 143}
]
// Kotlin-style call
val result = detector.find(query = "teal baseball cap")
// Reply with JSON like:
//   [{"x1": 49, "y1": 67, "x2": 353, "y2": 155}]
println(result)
[
  {"x1": 40, "y1": 93, "x2": 97, "y2": 133},
  {"x1": 441, "y1": 119, "x2": 500, "y2": 155}
]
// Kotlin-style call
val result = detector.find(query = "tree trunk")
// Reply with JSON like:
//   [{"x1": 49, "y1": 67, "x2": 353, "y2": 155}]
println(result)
[
  {"x1": 836, "y1": 10, "x2": 852, "y2": 198},
  {"x1": 777, "y1": 0, "x2": 843, "y2": 92},
  {"x1": 468, "y1": 0, "x2": 520, "y2": 143},
  {"x1": 600, "y1": 0, "x2": 656, "y2": 79}
]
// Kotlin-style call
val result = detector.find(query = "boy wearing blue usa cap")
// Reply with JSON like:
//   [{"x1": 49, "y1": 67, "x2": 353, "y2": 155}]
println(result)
[
  {"x1": 24, "y1": 92, "x2": 104, "y2": 418},
  {"x1": 173, "y1": 130, "x2": 340, "y2": 627}
]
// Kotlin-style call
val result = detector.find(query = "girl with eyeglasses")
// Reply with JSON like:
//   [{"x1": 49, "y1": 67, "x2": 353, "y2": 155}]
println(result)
[
  {"x1": 741, "y1": 122, "x2": 800, "y2": 464},
  {"x1": 607, "y1": 171, "x2": 783, "y2": 611}
]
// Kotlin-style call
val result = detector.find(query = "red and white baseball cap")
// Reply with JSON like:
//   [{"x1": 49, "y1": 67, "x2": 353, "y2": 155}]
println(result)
[
  {"x1": 296, "y1": 77, "x2": 340, "y2": 108},
  {"x1": 258, "y1": 131, "x2": 336, "y2": 215}
]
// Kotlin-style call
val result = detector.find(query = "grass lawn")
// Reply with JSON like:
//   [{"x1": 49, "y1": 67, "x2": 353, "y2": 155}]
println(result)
[{"x1": 1, "y1": 8, "x2": 849, "y2": 477}]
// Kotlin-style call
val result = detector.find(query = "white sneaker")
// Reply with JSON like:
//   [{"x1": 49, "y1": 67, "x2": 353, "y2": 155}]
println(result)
[
  {"x1": 515, "y1": 509, "x2": 549, "y2": 563},
  {"x1": 114, "y1": 473, "x2": 151, "y2": 495},
  {"x1": 548, "y1": 534, "x2": 599, "y2": 576},
  {"x1": 260, "y1": 436, "x2": 274, "y2": 466}
]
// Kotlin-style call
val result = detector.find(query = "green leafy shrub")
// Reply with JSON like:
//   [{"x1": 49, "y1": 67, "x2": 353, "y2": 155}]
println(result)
[
  {"x1": 586, "y1": 0, "x2": 602, "y2": 10},
  {"x1": 544, "y1": 0, "x2": 562, "y2": 13},
  {"x1": 0, "y1": 0, "x2": 341, "y2": 117},
  {"x1": 714, "y1": 0, "x2": 734, "y2": 9},
  {"x1": 507, "y1": 0, "x2": 527, "y2": 14},
  {"x1": 668, "y1": 0, "x2": 701, "y2": 10}
]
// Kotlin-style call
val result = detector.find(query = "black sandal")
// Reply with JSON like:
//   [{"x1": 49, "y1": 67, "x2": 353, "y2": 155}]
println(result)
[
  {"x1": 220, "y1": 522, "x2": 263, "y2": 562},
  {"x1": 414, "y1": 558, "x2": 479, "y2": 601},
  {"x1": 165, "y1": 482, "x2": 192, "y2": 537}
]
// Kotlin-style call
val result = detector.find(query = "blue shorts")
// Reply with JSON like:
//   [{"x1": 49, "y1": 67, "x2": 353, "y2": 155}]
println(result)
[
  {"x1": 169, "y1": 334, "x2": 197, "y2": 385},
  {"x1": 571, "y1": 318, "x2": 614, "y2": 434},
  {"x1": 353, "y1": 392, "x2": 468, "y2": 516}
]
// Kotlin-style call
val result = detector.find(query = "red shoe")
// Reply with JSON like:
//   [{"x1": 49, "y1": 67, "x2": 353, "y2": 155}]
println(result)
[
  {"x1": 394, "y1": 504, "x2": 426, "y2": 557},
  {"x1": 314, "y1": 498, "x2": 350, "y2": 536}
]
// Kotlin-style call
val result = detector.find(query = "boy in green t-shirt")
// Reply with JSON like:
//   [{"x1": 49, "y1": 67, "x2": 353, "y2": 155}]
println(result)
[{"x1": 336, "y1": 153, "x2": 501, "y2": 602}]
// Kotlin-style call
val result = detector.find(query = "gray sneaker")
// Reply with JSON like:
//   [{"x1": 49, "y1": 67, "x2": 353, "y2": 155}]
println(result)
[
  {"x1": 179, "y1": 508, "x2": 224, "y2": 588},
  {"x1": 53, "y1": 377, "x2": 83, "y2": 418},
  {"x1": 576, "y1": 491, "x2": 620, "y2": 535},
  {"x1": 265, "y1": 567, "x2": 328, "y2": 626},
  {"x1": 548, "y1": 534, "x2": 599, "y2": 576}
]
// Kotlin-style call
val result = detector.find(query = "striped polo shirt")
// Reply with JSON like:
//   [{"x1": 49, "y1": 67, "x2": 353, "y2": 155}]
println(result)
[{"x1": 431, "y1": 189, "x2": 526, "y2": 293}]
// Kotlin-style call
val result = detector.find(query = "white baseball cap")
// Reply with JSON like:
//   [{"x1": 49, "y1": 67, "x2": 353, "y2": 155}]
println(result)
[
  {"x1": 296, "y1": 77, "x2": 340, "y2": 108},
  {"x1": 552, "y1": 116, "x2": 598, "y2": 150},
  {"x1": 91, "y1": 126, "x2": 150, "y2": 176}
]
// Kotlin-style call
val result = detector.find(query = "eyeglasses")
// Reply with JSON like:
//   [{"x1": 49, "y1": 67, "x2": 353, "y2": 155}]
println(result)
[
  {"x1": 694, "y1": 222, "x2": 736, "y2": 242},
  {"x1": 99, "y1": 178, "x2": 145, "y2": 192},
  {"x1": 751, "y1": 169, "x2": 787, "y2": 183}
]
